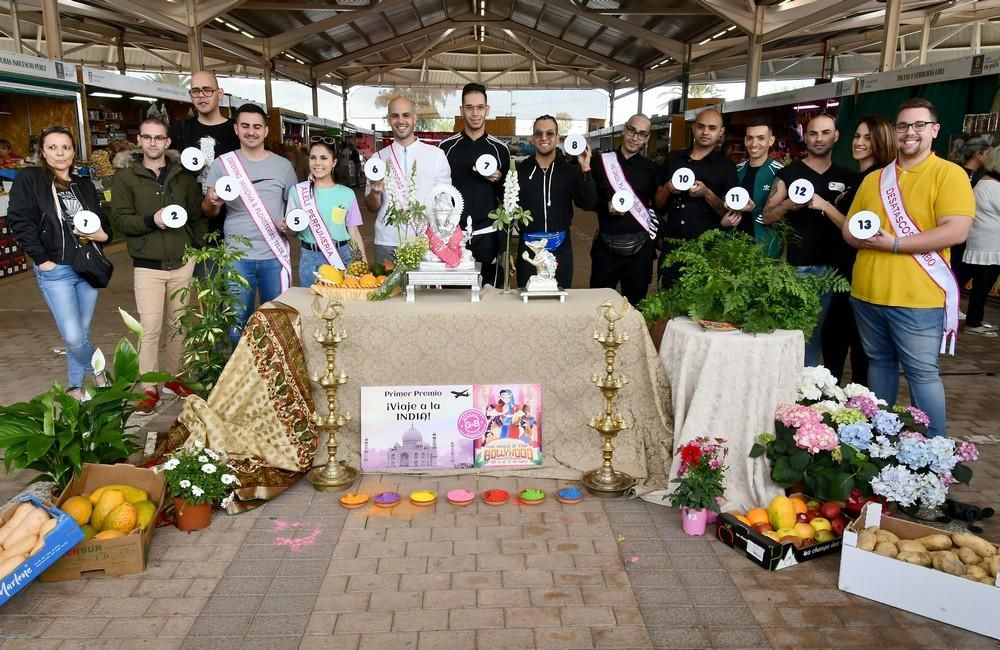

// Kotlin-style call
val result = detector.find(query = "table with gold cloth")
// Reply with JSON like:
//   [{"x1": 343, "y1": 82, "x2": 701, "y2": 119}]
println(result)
[
  {"x1": 658, "y1": 317, "x2": 803, "y2": 511},
  {"x1": 171, "y1": 286, "x2": 674, "y2": 510}
]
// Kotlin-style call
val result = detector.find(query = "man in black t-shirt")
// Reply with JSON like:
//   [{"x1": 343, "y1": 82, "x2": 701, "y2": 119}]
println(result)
[
  {"x1": 590, "y1": 113, "x2": 658, "y2": 304},
  {"x1": 439, "y1": 83, "x2": 511, "y2": 287},
  {"x1": 763, "y1": 113, "x2": 856, "y2": 366}
]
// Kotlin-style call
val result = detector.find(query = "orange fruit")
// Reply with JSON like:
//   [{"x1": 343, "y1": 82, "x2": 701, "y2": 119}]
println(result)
[
  {"x1": 746, "y1": 507, "x2": 769, "y2": 526},
  {"x1": 790, "y1": 497, "x2": 808, "y2": 515},
  {"x1": 733, "y1": 514, "x2": 752, "y2": 527}
]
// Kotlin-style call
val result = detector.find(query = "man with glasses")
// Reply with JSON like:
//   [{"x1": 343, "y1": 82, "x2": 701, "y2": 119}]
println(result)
[
  {"x1": 110, "y1": 117, "x2": 206, "y2": 413},
  {"x1": 842, "y1": 98, "x2": 974, "y2": 438},
  {"x1": 365, "y1": 95, "x2": 451, "y2": 264},
  {"x1": 763, "y1": 113, "x2": 856, "y2": 366},
  {"x1": 439, "y1": 83, "x2": 511, "y2": 287},
  {"x1": 515, "y1": 115, "x2": 596, "y2": 289},
  {"x1": 589, "y1": 114, "x2": 658, "y2": 304}
]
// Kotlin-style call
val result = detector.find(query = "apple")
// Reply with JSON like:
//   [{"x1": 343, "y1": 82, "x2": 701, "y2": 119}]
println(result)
[
  {"x1": 815, "y1": 529, "x2": 836, "y2": 543},
  {"x1": 820, "y1": 502, "x2": 843, "y2": 520},
  {"x1": 806, "y1": 499, "x2": 821, "y2": 511},
  {"x1": 796, "y1": 512, "x2": 810, "y2": 523},
  {"x1": 800, "y1": 538, "x2": 817, "y2": 548},
  {"x1": 809, "y1": 517, "x2": 832, "y2": 532},
  {"x1": 830, "y1": 516, "x2": 848, "y2": 536},
  {"x1": 805, "y1": 509, "x2": 821, "y2": 522},
  {"x1": 793, "y1": 523, "x2": 816, "y2": 539},
  {"x1": 779, "y1": 535, "x2": 803, "y2": 549},
  {"x1": 752, "y1": 522, "x2": 774, "y2": 533}
]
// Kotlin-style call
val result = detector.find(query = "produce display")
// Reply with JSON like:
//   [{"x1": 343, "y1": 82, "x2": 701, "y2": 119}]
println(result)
[
  {"x1": 856, "y1": 526, "x2": 999, "y2": 586},
  {"x1": 311, "y1": 262, "x2": 388, "y2": 299},
  {"x1": 60, "y1": 482, "x2": 157, "y2": 540},
  {"x1": 729, "y1": 494, "x2": 850, "y2": 548},
  {"x1": 0, "y1": 501, "x2": 60, "y2": 579}
]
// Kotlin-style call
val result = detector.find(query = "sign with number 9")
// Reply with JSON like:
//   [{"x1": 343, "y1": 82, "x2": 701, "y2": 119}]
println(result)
[{"x1": 611, "y1": 190, "x2": 634, "y2": 213}]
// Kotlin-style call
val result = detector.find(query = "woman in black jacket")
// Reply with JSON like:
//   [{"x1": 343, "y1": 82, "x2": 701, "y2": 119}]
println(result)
[{"x1": 7, "y1": 126, "x2": 110, "y2": 398}]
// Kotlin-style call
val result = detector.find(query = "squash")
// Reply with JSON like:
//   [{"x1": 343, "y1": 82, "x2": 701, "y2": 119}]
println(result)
[
  {"x1": 0, "y1": 535, "x2": 37, "y2": 564},
  {"x1": 0, "y1": 554, "x2": 25, "y2": 580},
  {"x1": 0, "y1": 502, "x2": 38, "y2": 547},
  {"x1": 1, "y1": 509, "x2": 49, "y2": 550}
]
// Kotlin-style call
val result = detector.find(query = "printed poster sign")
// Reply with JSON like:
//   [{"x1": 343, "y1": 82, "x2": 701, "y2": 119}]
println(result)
[{"x1": 360, "y1": 384, "x2": 542, "y2": 471}]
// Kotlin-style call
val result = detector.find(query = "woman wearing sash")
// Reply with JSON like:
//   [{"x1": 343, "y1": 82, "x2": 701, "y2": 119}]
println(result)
[{"x1": 289, "y1": 140, "x2": 367, "y2": 283}]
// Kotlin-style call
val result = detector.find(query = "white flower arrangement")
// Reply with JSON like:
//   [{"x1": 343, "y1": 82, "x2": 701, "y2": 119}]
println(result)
[
  {"x1": 488, "y1": 160, "x2": 533, "y2": 291},
  {"x1": 157, "y1": 444, "x2": 240, "y2": 506}
]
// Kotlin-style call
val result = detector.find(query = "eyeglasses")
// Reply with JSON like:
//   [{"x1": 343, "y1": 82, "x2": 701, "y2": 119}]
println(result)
[
  {"x1": 41, "y1": 126, "x2": 72, "y2": 137},
  {"x1": 625, "y1": 125, "x2": 650, "y2": 139},
  {"x1": 533, "y1": 130, "x2": 556, "y2": 139},
  {"x1": 189, "y1": 87, "x2": 219, "y2": 98},
  {"x1": 894, "y1": 120, "x2": 937, "y2": 133},
  {"x1": 138, "y1": 134, "x2": 168, "y2": 143},
  {"x1": 310, "y1": 136, "x2": 337, "y2": 144}
]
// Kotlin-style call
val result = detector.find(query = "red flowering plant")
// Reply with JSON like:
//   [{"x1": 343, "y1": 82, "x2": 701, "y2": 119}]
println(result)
[{"x1": 666, "y1": 436, "x2": 728, "y2": 512}]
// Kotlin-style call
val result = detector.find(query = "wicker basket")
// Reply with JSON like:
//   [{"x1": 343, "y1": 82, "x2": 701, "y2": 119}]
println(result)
[{"x1": 309, "y1": 282, "x2": 401, "y2": 301}]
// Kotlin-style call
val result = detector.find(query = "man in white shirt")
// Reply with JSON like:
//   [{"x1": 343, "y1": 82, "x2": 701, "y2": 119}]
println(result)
[{"x1": 365, "y1": 96, "x2": 451, "y2": 263}]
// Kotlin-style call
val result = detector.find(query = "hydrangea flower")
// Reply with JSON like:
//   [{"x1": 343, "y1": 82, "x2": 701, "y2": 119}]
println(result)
[
  {"x1": 956, "y1": 441, "x2": 979, "y2": 463},
  {"x1": 926, "y1": 437, "x2": 958, "y2": 475},
  {"x1": 838, "y1": 422, "x2": 874, "y2": 450},
  {"x1": 810, "y1": 400, "x2": 843, "y2": 416},
  {"x1": 867, "y1": 435, "x2": 898, "y2": 459},
  {"x1": 906, "y1": 406, "x2": 931, "y2": 427},
  {"x1": 845, "y1": 396, "x2": 879, "y2": 419},
  {"x1": 872, "y1": 411, "x2": 903, "y2": 436},
  {"x1": 871, "y1": 465, "x2": 922, "y2": 507},
  {"x1": 917, "y1": 472, "x2": 948, "y2": 508},
  {"x1": 793, "y1": 421, "x2": 839, "y2": 454},
  {"x1": 896, "y1": 436, "x2": 934, "y2": 470},
  {"x1": 831, "y1": 407, "x2": 867, "y2": 426},
  {"x1": 776, "y1": 405, "x2": 823, "y2": 428}
]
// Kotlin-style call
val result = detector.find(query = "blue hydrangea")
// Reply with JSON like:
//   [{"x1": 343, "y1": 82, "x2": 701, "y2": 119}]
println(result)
[
  {"x1": 927, "y1": 437, "x2": 958, "y2": 475},
  {"x1": 896, "y1": 437, "x2": 934, "y2": 470},
  {"x1": 870, "y1": 465, "x2": 922, "y2": 507},
  {"x1": 838, "y1": 422, "x2": 874, "y2": 450},
  {"x1": 867, "y1": 435, "x2": 898, "y2": 459},
  {"x1": 872, "y1": 411, "x2": 903, "y2": 436},
  {"x1": 918, "y1": 473, "x2": 948, "y2": 508}
]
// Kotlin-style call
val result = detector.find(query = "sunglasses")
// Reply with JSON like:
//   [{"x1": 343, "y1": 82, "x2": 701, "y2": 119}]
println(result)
[{"x1": 311, "y1": 136, "x2": 337, "y2": 144}]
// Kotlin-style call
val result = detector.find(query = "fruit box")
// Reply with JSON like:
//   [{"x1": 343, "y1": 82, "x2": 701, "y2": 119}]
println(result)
[
  {"x1": 716, "y1": 510, "x2": 844, "y2": 570},
  {"x1": 0, "y1": 496, "x2": 85, "y2": 606},
  {"x1": 41, "y1": 463, "x2": 166, "y2": 582},
  {"x1": 839, "y1": 502, "x2": 1000, "y2": 640}
]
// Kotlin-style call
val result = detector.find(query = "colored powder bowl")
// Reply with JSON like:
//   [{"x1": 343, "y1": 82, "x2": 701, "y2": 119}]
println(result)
[
  {"x1": 520, "y1": 489, "x2": 545, "y2": 502},
  {"x1": 446, "y1": 489, "x2": 475, "y2": 503},
  {"x1": 339, "y1": 493, "x2": 369, "y2": 508},
  {"x1": 409, "y1": 490, "x2": 437, "y2": 503},
  {"x1": 482, "y1": 489, "x2": 509, "y2": 503},
  {"x1": 557, "y1": 487, "x2": 583, "y2": 500},
  {"x1": 374, "y1": 491, "x2": 401, "y2": 506}
]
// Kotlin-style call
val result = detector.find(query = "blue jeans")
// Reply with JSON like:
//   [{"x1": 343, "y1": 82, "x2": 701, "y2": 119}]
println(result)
[
  {"x1": 35, "y1": 264, "x2": 99, "y2": 388},
  {"x1": 851, "y1": 297, "x2": 947, "y2": 437},
  {"x1": 230, "y1": 258, "x2": 284, "y2": 342},
  {"x1": 298, "y1": 243, "x2": 353, "y2": 286},
  {"x1": 795, "y1": 265, "x2": 834, "y2": 367}
]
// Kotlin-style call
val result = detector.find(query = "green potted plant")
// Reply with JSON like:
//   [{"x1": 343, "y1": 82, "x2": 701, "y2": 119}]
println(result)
[
  {"x1": 154, "y1": 441, "x2": 239, "y2": 531},
  {"x1": 0, "y1": 309, "x2": 170, "y2": 493},
  {"x1": 172, "y1": 233, "x2": 249, "y2": 396},
  {"x1": 639, "y1": 230, "x2": 848, "y2": 335}
]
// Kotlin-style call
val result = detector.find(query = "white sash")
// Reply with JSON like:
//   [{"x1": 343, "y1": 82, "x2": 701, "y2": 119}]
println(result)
[
  {"x1": 220, "y1": 152, "x2": 291, "y2": 292},
  {"x1": 382, "y1": 144, "x2": 409, "y2": 205},
  {"x1": 879, "y1": 162, "x2": 958, "y2": 354},
  {"x1": 600, "y1": 152, "x2": 657, "y2": 238},
  {"x1": 293, "y1": 181, "x2": 345, "y2": 270}
]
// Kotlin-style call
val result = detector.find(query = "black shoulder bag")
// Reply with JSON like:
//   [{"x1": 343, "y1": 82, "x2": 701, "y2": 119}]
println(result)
[{"x1": 55, "y1": 183, "x2": 114, "y2": 288}]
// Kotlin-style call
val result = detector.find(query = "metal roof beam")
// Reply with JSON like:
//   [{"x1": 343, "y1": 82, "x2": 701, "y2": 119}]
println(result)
[
  {"x1": 266, "y1": 0, "x2": 413, "y2": 52},
  {"x1": 547, "y1": 0, "x2": 685, "y2": 60},
  {"x1": 587, "y1": 1, "x2": 713, "y2": 16},
  {"x1": 494, "y1": 19, "x2": 639, "y2": 79},
  {"x1": 314, "y1": 20, "x2": 460, "y2": 77},
  {"x1": 687, "y1": 0, "x2": 755, "y2": 35},
  {"x1": 762, "y1": 0, "x2": 871, "y2": 44}
]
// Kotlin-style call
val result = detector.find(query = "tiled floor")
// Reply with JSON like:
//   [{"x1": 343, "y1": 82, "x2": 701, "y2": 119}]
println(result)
[{"x1": 1, "y1": 203, "x2": 999, "y2": 648}]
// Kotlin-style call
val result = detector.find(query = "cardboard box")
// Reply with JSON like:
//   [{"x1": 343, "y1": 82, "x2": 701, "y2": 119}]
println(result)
[
  {"x1": 41, "y1": 463, "x2": 166, "y2": 582},
  {"x1": 0, "y1": 496, "x2": 85, "y2": 606},
  {"x1": 716, "y1": 511, "x2": 844, "y2": 570},
  {"x1": 839, "y1": 503, "x2": 1000, "y2": 639}
]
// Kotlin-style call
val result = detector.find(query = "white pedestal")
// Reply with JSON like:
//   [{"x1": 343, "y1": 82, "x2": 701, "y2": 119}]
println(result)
[{"x1": 406, "y1": 263, "x2": 482, "y2": 303}]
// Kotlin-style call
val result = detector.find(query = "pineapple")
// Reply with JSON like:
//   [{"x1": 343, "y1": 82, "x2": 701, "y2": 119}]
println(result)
[{"x1": 345, "y1": 239, "x2": 369, "y2": 277}]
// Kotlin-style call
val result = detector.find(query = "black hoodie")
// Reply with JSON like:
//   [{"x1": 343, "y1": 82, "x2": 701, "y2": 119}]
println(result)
[{"x1": 516, "y1": 153, "x2": 597, "y2": 234}]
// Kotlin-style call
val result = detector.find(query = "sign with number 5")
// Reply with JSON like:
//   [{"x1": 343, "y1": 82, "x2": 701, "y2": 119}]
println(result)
[{"x1": 285, "y1": 208, "x2": 309, "y2": 232}]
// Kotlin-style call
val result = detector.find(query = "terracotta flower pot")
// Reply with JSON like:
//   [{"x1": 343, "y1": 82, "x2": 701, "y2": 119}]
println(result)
[{"x1": 174, "y1": 497, "x2": 212, "y2": 532}]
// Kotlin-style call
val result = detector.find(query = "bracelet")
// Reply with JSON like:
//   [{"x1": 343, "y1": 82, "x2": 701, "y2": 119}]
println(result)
[{"x1": 892, "y1": 237, "x2": 900, "y2": 254}]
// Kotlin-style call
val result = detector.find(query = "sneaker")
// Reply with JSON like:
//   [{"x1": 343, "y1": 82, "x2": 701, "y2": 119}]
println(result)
[
  {"x1": 965, "y1": 325, "x2": 999, "y2": 337},
  {"x1": 135, "y1": 389, "x2": 160, "y2": 415},
  {"x1": 959, "y1": 310, "x2": 967, "y2": 320},
  {"x1": 162, "y1": 380, "x2": 194, "y2": 397},
  {"x1": 982, "y1": 322, "x2": 998, "y2": 330}
]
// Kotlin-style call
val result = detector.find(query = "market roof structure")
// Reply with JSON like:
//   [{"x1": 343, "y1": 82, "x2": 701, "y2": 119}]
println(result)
[{"x1": 0, "y1": 0, "x2": 999, "y2": 100}]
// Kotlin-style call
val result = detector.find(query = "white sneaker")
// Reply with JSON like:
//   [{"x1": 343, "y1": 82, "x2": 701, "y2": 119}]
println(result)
[{"x1": 959, "y1": 310, "x2": 967, "y2": 320}]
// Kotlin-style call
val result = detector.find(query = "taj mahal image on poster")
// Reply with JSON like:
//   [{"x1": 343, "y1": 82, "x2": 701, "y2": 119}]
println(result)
[{"x1": 363, "y1": 424, "x2": 468, "y2": 469}]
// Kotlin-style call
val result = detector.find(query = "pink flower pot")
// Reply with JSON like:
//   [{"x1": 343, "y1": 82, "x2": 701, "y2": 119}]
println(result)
[
  {"x1": 680, "y1": 506, "x2": 709, "y2": 536},
  {"x1": 705, "y1": 497, "x2": 725, "y2": 524}
]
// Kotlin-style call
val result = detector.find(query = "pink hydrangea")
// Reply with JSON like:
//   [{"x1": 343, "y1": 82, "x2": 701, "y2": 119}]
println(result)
[
  {"x1": 776, "y1": 404, "x2": 823, "y2": 428},
  {"x1": 845, "y1": 396, "x2": 879, "y2": 418},
  {"x1": 955, "y1": 441, "x2": 979, "y2": 463},
  {"x1": 793, "y1": 421, "x2": 839, "y2": 454},
  {"x1": 906, "y1": 406, "x2": 931, "y2": 426},
  {"x1": 938, "y1": 472, "x2": 958, "y2": 487},
  {"x1": 899, "y1": 430, "x2": 928, "y2": 442}
]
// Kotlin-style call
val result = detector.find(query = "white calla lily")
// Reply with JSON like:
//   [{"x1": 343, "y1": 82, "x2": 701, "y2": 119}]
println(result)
[
  {"x1": 119, "y1": 307, "x2": 145, "y2": 339},
  {"x1": 91, "y1": 348, "x2": 106, "y2": 375}
]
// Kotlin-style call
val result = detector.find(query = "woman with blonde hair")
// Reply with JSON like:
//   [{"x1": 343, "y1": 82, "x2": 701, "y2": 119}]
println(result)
[{"x1": 963, "y1": 145, "x2": 1000, "y2": 336}]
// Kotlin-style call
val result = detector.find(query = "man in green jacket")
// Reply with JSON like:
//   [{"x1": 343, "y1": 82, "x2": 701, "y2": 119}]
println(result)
[
  {"x1": 110, "y1": 117, "x2": 205, "y2": 413},
  {"x1": 736, "y1": 117, "x2": 784, "y2": 257}
]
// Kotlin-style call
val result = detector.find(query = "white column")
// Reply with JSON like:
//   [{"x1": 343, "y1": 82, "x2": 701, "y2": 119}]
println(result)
[
  {"x1": 745, "y1": 5, "x2": 764, "y2": 99},
  {"x1": 41, "y1": 0, "x2": 62, "y2": 59},
  {"x1": 879, "y1": 0, "x2": 902, "y2": 72},
  {"x1": 919, "y1": 15, "x2": 931, "y2": 65}
]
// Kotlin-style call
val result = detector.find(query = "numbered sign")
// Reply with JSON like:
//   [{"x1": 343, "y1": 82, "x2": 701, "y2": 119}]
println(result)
[
  {"x1": 725, "y1": 186, "x2": 751, "y2": 211},
  {"x1": 285, "y1": 208, "x2": 309, "y2": 232},
  {"x1": 611, "y1": 190, "x2": 634, "y2": 213},
  {"x1": 162, "y1": 204, "x2": 188, "y2": 229},
  {"x1": 788, "y1": 178, "x2": 815, "y2": 205},
  {"x1": 180, "y1": 147, "x2": 205, "y2": 172},
  {"x1": 73, "y1": 210, "x2": 100, "y2": 235},
  {"x1": 214, "y1": 176, "x2": 240, "y2": 201},
  {"x1": 671, "y1": 167, "x2": 695, "y2": 192},
  {"x1": 475, "y1": 153, "x2": 498, "y2": 177},
  {"x1": 563, "y1": 134, "x2": 587, "y2": 156},
  {"x1": 364, "y1": 157, "x2": 386, "y2": 182},
  {"x1": 848, "y1": 210, "x2": 880, "y2": 240}
]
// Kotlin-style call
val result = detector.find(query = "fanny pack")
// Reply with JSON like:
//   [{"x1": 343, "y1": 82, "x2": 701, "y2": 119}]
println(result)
[
  {"x1": 522, "y1": 231, "x2": 566, "y2": 252},
  {"x1": 599, "y1": 231, "x2": 648, "y2": 256}
]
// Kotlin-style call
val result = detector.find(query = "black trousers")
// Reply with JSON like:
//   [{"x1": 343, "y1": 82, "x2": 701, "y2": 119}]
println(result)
[
  {"x1": 516, "y1": 237, "x2": 572, "y2": 289},
  {"x1": 822, "y1": 292, "x2": 868, "y2": 385},
  {"x1": 469, "y1": 230, "x2": 502, "y2": 288},
  {"x1": 589, "y1": 235, "x2": 655, "y2": 305},
  {"x1": 966, "y1": 263, "x2": 1000, "y2": 327}
]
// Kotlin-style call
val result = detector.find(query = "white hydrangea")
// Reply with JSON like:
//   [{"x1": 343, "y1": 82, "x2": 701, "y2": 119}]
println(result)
[
  {"x1": 201, "y1": 463, "x2": 217, "y2": 474},
  {"x1": 191, "y1": 485, "x2": 204, "y2": 497},
  {"x1": 811, "y1": 400, "x2": 843, "y2": 416}
]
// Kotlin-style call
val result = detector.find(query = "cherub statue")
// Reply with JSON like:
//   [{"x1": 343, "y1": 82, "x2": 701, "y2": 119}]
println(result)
[
  {"x1": 423, "y1": 184, "x2": 474, "y2": 268},
  {"x1": 522, "y1": 239, "x2": 559, "y2": 291}
]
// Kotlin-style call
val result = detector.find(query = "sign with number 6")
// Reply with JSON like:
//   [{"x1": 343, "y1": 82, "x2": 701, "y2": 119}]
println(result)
[
  {"x1": 671, "y1": 167, "x2": 695, "y2": 192},
  {"x1": 162, "y1": 204, "x2": 188, "y2": 229},
  {"x1": 848, "y1": 210, "x2": 880, "y2": 240},
  {"x1": 724, "y1": 186, "x2": 750, "y2": 211},
  {"x1": 788, "y1": 178, "x2": 815, "y2": 205},
  {"x1": 180, "y1": 147, "x2": 205, "y2": 171},
  {"x1": 73, "y1": 210, "x2": 100, "y2": 235},
  {"x1": 611, "y1": 190, "x2": 634, "y2": 213},
  {"x1": 285, "y1": 208, "x2": 309, "y2": 232},
  {"x1": 215, "y1": 176, "x2": 240, "y2": 201},
  {"x1": 364, "y1": 158, "x2": 386, "y2": 182}
]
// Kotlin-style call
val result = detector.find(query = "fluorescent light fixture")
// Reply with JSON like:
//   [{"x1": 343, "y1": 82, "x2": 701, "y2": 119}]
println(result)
[
  {"x1": 89, "y1": 91, "x2": 123, "y2": 98},
  {"x1": 130, "y1": 96, "x2": 157, "y2": 102},
  {"x1": 827, "y1": 100, "x2": 840, "y2": 107},
  {"x1": 240, "y1": 31, "x2": 255, "y2": 38},
  {"x1": 698, "y1": 38, "x2": 711, "y2": 45},
  {"x1": 794, "y1": 104, "x2": 820, "y2": 110}
]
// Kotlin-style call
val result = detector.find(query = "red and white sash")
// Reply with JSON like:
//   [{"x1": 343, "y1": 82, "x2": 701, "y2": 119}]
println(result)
[
  {"x1": 601, "y1": 151, "x2": 657, "y2": 238},
  {"x1": 220, "y1": 152, "x2": 291, "y2": 291},
  {"x1": 426, "y1": 224, "x2": 464, "y2": 268},
  {"x1": 293, "y1": 181, "x2": 345, "y2": 269},
  {"x1": 879, "y1": 162, "x2": 958, "y2": 354}
]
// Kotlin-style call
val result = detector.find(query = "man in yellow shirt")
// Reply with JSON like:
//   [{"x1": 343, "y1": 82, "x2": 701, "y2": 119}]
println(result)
[{"x1": 843, "y1": 98, "x2": 974, "y2": 438}]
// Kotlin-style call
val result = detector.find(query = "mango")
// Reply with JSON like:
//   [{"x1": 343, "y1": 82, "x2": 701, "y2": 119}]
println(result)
[
  {"x1": 80, "y1": 524, "x2": 96, "y2": 540},
  {"x1": 91, "y1": 490, "x2": 125, "y2": 530},
  {"x1": 133, "y1": 500, "x2": 157, "y2": 530},
  {"x1": 94, "y1": 530, "x2": 125, "y2": 540},
  {"x1": 317, "y1": 264, "x2": 344, "y2": 285},
  {"x1": 61, "y1": 496, "x2": 93, "y2": 525},
  {"x1": 767, "y1": 495, "x2": 797, "y2": 531},
  {"x1": 793, "y1": 522, "x2": 816, "y2": 540},
  {"x1": 101, "y1": 502, "x2": 137, "y2": 534},
  {"x1": 89, "y1": 484, "x2": 148, "y2": 505}
]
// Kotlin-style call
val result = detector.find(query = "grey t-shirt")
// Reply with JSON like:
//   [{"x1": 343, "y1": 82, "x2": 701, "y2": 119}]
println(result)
[{"x1": 206, "y1": 151, "x2": 298, "y2": 260}]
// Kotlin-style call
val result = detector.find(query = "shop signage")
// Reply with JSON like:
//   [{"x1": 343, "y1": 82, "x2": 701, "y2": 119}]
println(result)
[
  {"x1": 82, "y1": 67, "x2": 189, "y2": 102},
  {"x1": 0, "y1": 52, "x2": 76, "y2": 82},
  {"x1": 856, "y1": 54, "x2": 1000, "y2": 94}
]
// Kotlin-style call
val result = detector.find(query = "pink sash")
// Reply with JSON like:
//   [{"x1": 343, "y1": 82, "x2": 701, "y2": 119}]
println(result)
[
  {"x1": 220, "y1": 152, "x2": 291, "y2": 292},
  {"x1": 293, "y1": 181, "x2": 345, "y2": 270},
  {"x1": 600, "y1": 151, "x2": 657, "y2": 237},
  {"x1": 879, "y1": 162, "x2": 958, "y2": 354}
]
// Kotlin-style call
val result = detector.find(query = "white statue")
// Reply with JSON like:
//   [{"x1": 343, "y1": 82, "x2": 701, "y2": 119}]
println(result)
[
  {"x1": 522, "y1": 239, "x2": 559, "y2": 292},
  {"x1": 423, "y1": 184, "x2": 474, "y2": 268}
]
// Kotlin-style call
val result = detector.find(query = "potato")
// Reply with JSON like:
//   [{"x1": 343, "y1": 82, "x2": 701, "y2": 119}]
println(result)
[
  {"x1": 978, "y1": 576, "x2": 998, "y2": 586},
  {"x1": 874, "y1": 541, "x2": 899, "y2": 558},
  {"x1": 917, "y1": 534, "x2": 952, "y2": 551},
  {"x1": 858, "y1": 530, "x2": 877, "y2": 552},
  {"x1": 985, "y1": 556, "x2": 1000, "y2": 578},
  {"x1": 951, "y1": 532, "x2": 998, "y2": 558},
  {"x1": 956, "y1": 546, "x2": 981, "y2": 566},
  {"x1": 875, "y1": 530, "x2": 899, "y2": 544},
  {"x1": 898, "y1": 550, "x2": 932, "y2": 567},
  {"x1": 898, "y1": 539, "x2": 928, "y2": 553},
  {"x1": 965, "y1": 565, "x2": 988, "y2": 580},
  {"x1": 931, "y1": 551, "x2": 965, "y2": 576}
]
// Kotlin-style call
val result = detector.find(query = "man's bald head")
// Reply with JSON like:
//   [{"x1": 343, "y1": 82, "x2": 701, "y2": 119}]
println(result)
[
  {"x1": 387, "y1": 95, "x2": 417, "y2": 144},
  {"x1": 190, "y1": 70, "x2": 223, "y2": 116},
  {"x1": 804, "y1": 113, "x2": 838, "y2": 158}
]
